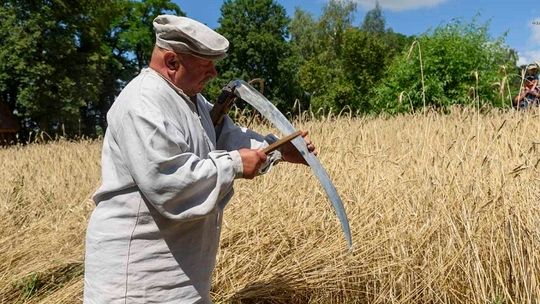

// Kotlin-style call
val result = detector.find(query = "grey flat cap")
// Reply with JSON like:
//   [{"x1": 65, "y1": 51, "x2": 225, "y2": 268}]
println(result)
[{"x1": 153, "y1": 15, "x2": 229, "y2": 60}]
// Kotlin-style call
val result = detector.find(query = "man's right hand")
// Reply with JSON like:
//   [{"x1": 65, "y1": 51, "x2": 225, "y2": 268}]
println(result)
[{"x1": 238, "y1": 148, "x2": 267, "y2": 179}]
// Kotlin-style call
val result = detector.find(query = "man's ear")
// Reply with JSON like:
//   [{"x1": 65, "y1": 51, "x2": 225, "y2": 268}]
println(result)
[{"x1": 164, "y1": 52, "x2": 179, "y2": 70}]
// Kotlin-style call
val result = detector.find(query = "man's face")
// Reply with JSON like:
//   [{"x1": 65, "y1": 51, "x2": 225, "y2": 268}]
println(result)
[{"x1": 174, "y1": 53, "x2": 218, "y2": 96}]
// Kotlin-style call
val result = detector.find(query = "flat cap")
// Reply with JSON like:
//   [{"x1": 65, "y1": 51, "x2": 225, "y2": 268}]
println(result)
[{"x1": 153, "y1": 15, "x2": 229, "y2": 60}]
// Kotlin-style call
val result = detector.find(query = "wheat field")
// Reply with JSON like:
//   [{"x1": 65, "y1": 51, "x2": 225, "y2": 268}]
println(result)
[{"x1": 1, "y1": 108, "x2": 539, "y2": 303}]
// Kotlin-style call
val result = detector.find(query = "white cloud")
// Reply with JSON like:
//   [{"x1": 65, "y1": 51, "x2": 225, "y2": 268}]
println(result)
[
  {"x1": 353, "y1": 0, "x2": 447, "y2": 11},
  {"x1": 518, "y1": 50, "x2": 540, "y2": 66},
  {"x1": 518, "y1": 18, "x2": 540, "y2": 66},
  {"x1": 531, "y1": 19, "x2": 540, "y2": 44}
]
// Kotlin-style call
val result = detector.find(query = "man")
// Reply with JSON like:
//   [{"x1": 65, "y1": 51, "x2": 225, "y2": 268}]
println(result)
[
  {"x1": 83, "y1": 15, "x2": 314, "y2": 303},
  {"x1": 513, "y1": 63, "x2": 539, "y2": 109}
]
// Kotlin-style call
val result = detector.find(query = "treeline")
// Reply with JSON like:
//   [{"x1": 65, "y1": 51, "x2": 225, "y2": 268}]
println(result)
[{"x1": 0, "y1": 0, "x2": 519, "y2": 139}]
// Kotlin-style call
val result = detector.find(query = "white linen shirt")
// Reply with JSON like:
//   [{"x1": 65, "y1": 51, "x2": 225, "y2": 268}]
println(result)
[{"x1": 83, "y1": 68, "x2": 271, "y2": 304}]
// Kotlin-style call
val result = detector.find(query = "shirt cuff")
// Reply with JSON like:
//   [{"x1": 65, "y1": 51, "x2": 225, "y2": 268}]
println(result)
[{"x1": 229, "y1": 150, "x2": 244, "y2": 178}]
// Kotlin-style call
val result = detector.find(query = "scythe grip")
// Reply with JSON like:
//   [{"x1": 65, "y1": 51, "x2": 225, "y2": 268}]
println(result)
[{"x1": 210, "y1": 80, "x2": 242, "y2": 126}]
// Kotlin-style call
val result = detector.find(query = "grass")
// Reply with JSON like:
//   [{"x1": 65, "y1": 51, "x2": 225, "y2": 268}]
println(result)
[{"x1": 1, "y1": 107, "x2": 539, "y2": 303}]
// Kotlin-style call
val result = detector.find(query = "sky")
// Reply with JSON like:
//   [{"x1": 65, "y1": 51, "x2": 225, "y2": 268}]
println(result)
[{"x1": 174, "y1": 0, "x2": 540, "y2": 65}]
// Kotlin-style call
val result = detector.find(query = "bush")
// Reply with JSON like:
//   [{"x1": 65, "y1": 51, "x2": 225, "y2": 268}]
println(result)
[{"x1": 371, "y1": 19, "x2": 517, "y2": 113}]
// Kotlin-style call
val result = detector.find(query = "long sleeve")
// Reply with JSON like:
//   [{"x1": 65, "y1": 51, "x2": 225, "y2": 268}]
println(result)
[
  {"x1": 198, "y1": 98, "x2": 277, "y2": 151},
  {"x1": 108, "y1": 106, "x2": 242, "y2": 221},
  {"x1": 216, "y1": 116, "x2": 274, "y2": 150}
]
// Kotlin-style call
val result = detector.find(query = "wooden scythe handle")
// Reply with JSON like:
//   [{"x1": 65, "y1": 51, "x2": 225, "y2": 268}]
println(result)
[{"x1": 261, "y1": 130, "x2": 303, "y2": 154}]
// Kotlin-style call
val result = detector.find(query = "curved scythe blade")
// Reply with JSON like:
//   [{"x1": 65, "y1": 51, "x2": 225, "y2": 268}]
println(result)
[{"x1": 233, "y1": 80, "x2": 353, "y2": 248}]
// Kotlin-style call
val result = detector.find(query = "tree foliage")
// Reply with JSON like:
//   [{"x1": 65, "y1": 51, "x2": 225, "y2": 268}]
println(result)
[
  {"x1": 207, "y1": 0, "x2": 300, "y2": 110},
  {"x1": 371, "y1": 19, "x2": 517, "y2": 113},
  {"x1": 316, "y1": 0, "x2": 357, "y2": 58},
  {"x1": 1, "y1": 1, "x2": 115, "y2": 134},
  {"x1": 116, "y1": 0, "x2": 182, "y2": 70},
  {"x1": 293, "y1": 0, "x2": 410, "y2": 113},
  {"x1": 0, "y1": 1, "x2": 522, "y2": 140},
  {"x1": 0, "y1": 0, "x2": 181, "y2": 137},
  {"x1": 289, "y1": 9, "x2": 318, "y2": 60},
  {"x1": 341, "y1": 29, "x2": 389, "y2": 105},
  {"x1": 293, "y1": 1, "x2": 356, "y2": 111},
  {"x1": 361, "y1": 1, "x2": 385, "y2": 34}
]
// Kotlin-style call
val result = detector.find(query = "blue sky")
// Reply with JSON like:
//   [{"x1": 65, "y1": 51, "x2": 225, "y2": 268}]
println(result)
[{"x1": 174, "y1": 0, "x2": 540, "y2": 65}]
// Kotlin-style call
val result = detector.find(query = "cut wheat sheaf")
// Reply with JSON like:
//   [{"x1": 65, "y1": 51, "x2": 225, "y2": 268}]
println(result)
[{"x1": 1, "y1": 107, "x2": 539, "y2": 303}]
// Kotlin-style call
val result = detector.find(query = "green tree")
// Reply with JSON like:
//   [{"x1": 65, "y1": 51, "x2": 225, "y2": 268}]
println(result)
[
  {"x1": 289, "y1": 8, "x2": 318, "y2": 61},
  {"x1": 208, "y1": 0, "x2": 299, "y2": 110},
  {"x1": 317, "y1": 0, "x2": 357, "y2": 58},
  {"x1": 116, "y1": 0, "x2": 183, "y2": 71},
  {"x1": 292, "y1": 0, "x2": 412, "y2": 113},
  {"x1": 0, "y1": 0, "x2": 182, "y2": 138},
  {"x1": 361, "y1": 1, "x2": 385, "y2": 34},
  {"x1": 294, "y1": 1, "x2": 359, "y2": 112},
  {"x1": 0, "y1": 0, "x2": 110, "y2": 135},
  {"x1": 341, "y1": 29, "x2": 388, "y2": 108},
  {"x1": 371, "y1": 19, "x2": 517, "y2": 113}
]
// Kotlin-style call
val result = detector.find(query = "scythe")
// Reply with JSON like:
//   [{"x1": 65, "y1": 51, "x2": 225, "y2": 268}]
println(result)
[{"x1": 211, "y1": 80, "x2": 353, "y2": 248}]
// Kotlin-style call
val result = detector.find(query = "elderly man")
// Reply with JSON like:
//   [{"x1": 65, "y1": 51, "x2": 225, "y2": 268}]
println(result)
[{"x1": 83, "y1": 15, "x2": 314, "y2": 303}]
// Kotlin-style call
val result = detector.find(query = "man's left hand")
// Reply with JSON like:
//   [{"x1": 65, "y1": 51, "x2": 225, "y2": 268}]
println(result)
[{"x1": 280, "y1": 130, "x2": 317, "y2": 165}]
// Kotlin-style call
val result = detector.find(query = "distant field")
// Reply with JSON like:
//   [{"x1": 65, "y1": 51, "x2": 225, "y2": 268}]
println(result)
[{"x1": 1, "y1": 108, "x2": 539, "y2": 303}]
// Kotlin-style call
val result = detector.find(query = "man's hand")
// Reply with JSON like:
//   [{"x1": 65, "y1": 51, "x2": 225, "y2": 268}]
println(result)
[
  {"x1": 238, "y1": 148, "x2": 267, "y2": 179},
  {"x1": 280, "y1": 130, "x2": 317, "y2": 165}
]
